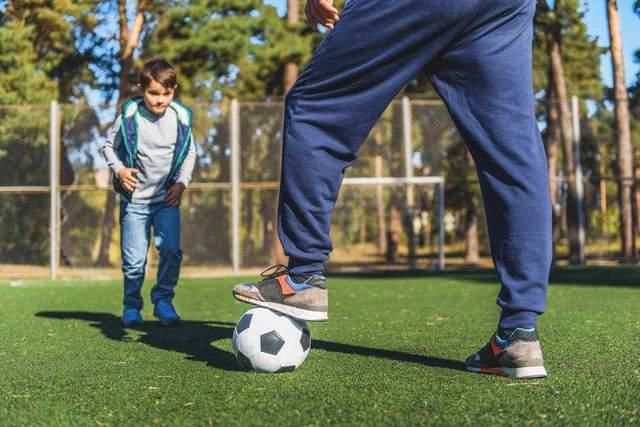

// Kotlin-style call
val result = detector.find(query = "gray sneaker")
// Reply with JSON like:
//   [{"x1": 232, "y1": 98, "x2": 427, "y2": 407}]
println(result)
[
  {"x1": 232, "y1": 265, "x2": 328, "y2": 321},
  {"x1": 465, "y1": 328, "x2": 547, "y2": 379}
]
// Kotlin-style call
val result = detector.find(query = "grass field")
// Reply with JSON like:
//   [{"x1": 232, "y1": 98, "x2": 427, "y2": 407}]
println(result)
[{"x1": 1, "y1": 267, "x2": 638, "y2": 425}]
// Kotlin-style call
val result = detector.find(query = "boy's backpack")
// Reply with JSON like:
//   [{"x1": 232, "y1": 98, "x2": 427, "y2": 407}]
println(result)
[{"x1": 113, "y1": 96, "x2": 193, "y2": 199}]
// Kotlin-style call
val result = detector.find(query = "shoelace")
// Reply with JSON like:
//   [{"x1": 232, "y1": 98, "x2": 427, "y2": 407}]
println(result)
[{"x1": 260, "y1": 264, "x2": 290, "y2": 281}]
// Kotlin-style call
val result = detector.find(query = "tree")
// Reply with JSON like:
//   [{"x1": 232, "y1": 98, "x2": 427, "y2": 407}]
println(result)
[
  {"x1": 284, "y1": 0, "x2": 301, "y2": 93},
  {"x1": 0, "y1": 2, "x2": 105, "y2": 265},
  {"x1": 1, "y1": 0, "x2": 99, "y2": 101},
  {"x1": 631, "y1": 1, "x2": 640, "y2": 238},
  {"x1": 535, "y1": 0, "x2": 603, "y2": 264},
  {"x1": 0, "y1": 19, "x2": 58, "y2": 263},
  {"x1": 606, "y1": 0, "x2": 635, "y2": 261},
  {"x1": 95, "y1": 0, "x2": 149, "y2": 267},
  {"x1": 144, "y1": 1, "x2": 319, "y2": 266}
]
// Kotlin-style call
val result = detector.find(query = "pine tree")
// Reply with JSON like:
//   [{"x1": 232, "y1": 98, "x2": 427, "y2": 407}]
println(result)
[{"x1": 535, "y1": 0, "x2": 603, "y2": 264}]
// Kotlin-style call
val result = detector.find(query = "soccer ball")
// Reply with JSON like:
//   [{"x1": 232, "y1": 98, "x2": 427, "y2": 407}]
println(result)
[{"x1": 232, "y1": 307, "x2": 311, "y2": 373}]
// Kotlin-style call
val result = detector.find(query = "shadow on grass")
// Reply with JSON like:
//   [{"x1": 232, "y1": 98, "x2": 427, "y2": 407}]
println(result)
[
  {"x1": 35, "y1": 311, "x2": 465, "y2": 373},
  {"x1": 330, "y1": 265, "x2": 640, "y2": 288},
  {"x1": 36, "y1": 311, "x2": 242, "y2": 371}
]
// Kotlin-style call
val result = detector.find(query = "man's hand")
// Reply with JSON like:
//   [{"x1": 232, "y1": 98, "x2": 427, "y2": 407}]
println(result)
[
  {"x1": 165, "y1": 183, "x2": 186, "y2": 207},
  {"x1": 305, "y1": 0, "x2": 340, "y2": 31},
  {"x1": 117, "y1": 168, "x2": 140, "y2": 192}
]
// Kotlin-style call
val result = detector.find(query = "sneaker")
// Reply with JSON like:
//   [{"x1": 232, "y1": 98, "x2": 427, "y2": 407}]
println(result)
[
  {"x1": 122, "y1": 308, "x2": 143, "y2": 328},
  {"x1": 153, "y1": 300, "x2": 181, "y2": 326},
  {"x1": 232, "y1": 264, "x2": 328, "y2": 321},
  {"x1": 465, "y1": 328, "x2": 547, "y2": 379}
]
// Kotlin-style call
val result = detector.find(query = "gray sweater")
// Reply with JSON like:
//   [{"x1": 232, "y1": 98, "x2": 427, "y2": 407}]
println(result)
[{"x1": 102, "y1": 105, "x2": 196, "y2": 204}]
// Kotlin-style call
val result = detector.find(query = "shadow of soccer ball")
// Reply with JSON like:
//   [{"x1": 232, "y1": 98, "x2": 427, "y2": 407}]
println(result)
[{"x1": 232, "y1": 307, "x2": 311, "y2": 373}]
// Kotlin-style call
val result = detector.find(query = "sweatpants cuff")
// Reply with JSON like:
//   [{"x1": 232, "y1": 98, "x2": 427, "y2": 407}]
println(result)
[
  {"x1": 287, "y1": 259, "x2": 324, "y2": 276},
  {"x1": 499, "y1": 309, "x2": 539, "y2": 330}
]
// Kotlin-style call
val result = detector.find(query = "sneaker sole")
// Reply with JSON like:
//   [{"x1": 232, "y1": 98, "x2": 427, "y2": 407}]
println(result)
[
  {"x1": 233, "y1": 293, "x2": 328, "y2": 321},
  {"x1": 466, "y1": 365, "x2": 547, "y2": 379}
]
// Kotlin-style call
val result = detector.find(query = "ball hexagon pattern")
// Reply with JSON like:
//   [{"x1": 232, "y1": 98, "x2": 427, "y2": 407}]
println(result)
[{"x1": 232, "y1": 307, "x2": 311, "y2": 373}]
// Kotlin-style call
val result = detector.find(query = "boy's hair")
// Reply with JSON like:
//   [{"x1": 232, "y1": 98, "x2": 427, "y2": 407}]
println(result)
[{"x1": 139, "y1": 59, "x2": 177, "y2": 89}]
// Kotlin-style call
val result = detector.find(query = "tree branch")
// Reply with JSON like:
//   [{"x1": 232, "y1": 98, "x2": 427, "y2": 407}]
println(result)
[
  {"x1": 118, "y1": 0, "x2": 129, "y2": 55},
  {"x1": 122, "y1": 0, "x2": 147, "y2": 60}
]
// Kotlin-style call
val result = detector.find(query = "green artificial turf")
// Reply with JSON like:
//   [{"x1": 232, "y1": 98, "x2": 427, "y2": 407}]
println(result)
[{"x1": 0, "y1": 267, "x2": 638, "y2": 425}]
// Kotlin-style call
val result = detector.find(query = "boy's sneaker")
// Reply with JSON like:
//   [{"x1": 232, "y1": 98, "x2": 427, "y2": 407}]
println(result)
[
  {"x1": 232, "y1": 265, "x2": 328, "y2": 321},
  {"x1": 122, "y1": 308, "x2": 143, "y2": 328},
  {"x1": 153, "y1": 300, "x2": 181, "y2": 326},
  {"x1": 465, "y1": 328, "x2": 547, "y2": 379}
]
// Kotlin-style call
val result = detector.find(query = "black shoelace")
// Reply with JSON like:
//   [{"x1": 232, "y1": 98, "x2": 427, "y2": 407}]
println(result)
[{"x1": 260, "y1": 264, "x2": 290, "y2": 281}]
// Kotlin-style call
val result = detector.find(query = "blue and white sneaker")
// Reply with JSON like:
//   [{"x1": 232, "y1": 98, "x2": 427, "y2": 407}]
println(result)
[
  {"x1": 153, "y1": 300, "x2": 181, "y2": 326},
  {"x1": 465, "y1": 328, "x2": 547, "y2": 379},
  {"x1": 232, "y1": 265, "x2": 328, "y2": 321},
  {"x1": 122, "y1": 308, "x2": 143, "y2": 328}
]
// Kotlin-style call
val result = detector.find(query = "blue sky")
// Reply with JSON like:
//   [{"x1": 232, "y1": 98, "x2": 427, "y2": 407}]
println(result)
[
  {"x1": 583, "y1": 1, "x2": 639, "y2": 86},
  {"x1": 265, "y1": 0, "x2": 640, "y2": 87}
]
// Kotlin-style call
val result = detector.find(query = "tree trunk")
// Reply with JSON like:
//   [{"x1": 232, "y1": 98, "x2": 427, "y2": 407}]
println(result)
[
  {"x1": 635, "y1": 164, "x2": 640, "y2": 236},
  {"x1": 284, "y1": 0, "x2": 300, "y2": 94},
  {"x1": 545, "y1": 2, "x2": 582, "y2": 264},
  {"x1": 372, "y1": 127, "x2": 387, "y2": 254},
  {"x1": 386, "y1": 207, "x2": 401, "y2": 262},
  {"x1": 464, "y1": 205, "x2": 479, "y2": 265},
  {"x1": 95, "y1": 0, "x2": 147, "y2": 267},
  {"x1": 599, "y1": 144, "x2": 609, "y2": 237},
  {"x1": 607, "y1": 0, "x2": 636, "y2": 261},
  {"x1": 464, "y1": 153, "x2": 479, "y2": 265},
  {"x1": 545, "y1": 70, "x2": 561, "y2": 262}
]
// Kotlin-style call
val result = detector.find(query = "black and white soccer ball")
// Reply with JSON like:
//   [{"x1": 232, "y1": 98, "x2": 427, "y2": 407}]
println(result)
[{"x1": 232, "y1": 307, "x2": 311, "y2": 373}]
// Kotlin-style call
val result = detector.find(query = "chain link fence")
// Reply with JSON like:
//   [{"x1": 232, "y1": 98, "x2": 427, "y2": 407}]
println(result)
[{"x1": 0, "y1": 98, "x2": 632, "y2": 279}]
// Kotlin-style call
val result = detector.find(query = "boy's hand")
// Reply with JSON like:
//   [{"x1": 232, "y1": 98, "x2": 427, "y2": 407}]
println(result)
[
  {"x1": 117, "y1": 168, "x2": 140, "y2": 192},
  {"x1": 165, "y1": 183, "x2": 186, "y2": 207},
  {"x1": 305, "y1": 0, "x2": 339, "y2": 31}
]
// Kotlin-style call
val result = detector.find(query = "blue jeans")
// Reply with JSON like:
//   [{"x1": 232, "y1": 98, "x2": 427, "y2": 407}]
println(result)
[
  {"x1": 279, "y1": 0, "x2": 551, "y2": 329},
  {"x1": 120, "y1": 200, "x2": 183, "y2": 310}
]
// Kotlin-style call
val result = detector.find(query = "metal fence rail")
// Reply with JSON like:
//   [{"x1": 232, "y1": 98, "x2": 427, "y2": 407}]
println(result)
[
  {"x1": 0, "y1": 96, "x2": 632, "y2": 280},
  {"x1": 0, "y1": 98, "x2": 451, "y2": 279}
]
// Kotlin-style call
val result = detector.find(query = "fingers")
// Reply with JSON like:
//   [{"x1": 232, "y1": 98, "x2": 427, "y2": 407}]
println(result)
[
  {"x1": 164, "y1": 195, "x2": 179, "y2": 207},
  {"x1": 122, "y1": 181, "x2": 135, "y2": 192},
  {"x1": 306, "y1": 0, "x2": 339, "y2": 31},
  {"x1": 318, "y1": 0, "x2": 339, "y2": 25},
  {"x1": 122, "y1": 177, "x2": 137, "y2": 191},
  {"x1": 164, "y1": 186, "x2": 183, "y2": 206}
]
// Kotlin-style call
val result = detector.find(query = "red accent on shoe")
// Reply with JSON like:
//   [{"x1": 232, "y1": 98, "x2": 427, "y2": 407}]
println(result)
[
  {"x1": 277, "y1": 275, "x2": 296, "y2": 296},
  {"x1": 489, "y1": 335, "x2": 503, "y2": 356}
]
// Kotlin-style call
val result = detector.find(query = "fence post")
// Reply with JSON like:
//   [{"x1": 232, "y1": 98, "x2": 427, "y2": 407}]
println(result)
[
  {"x1": 437, "y1": 180, "x2": 445, "y2": 271},
  {"x1": 402, "y1": 96, "x2": 416, "y2": 269},
  {"x1": 230, "y1": 99, "x2": 241, "y2": 274},
  {"x1": 402, "y1": 96, "x2": 414, "y2": 207},
  {"x1": 572, "y1": 95, "x2": 586, "y2": 263},
  {"x1": 50, "y1": 101, "x2": 61, "y2": 280}
]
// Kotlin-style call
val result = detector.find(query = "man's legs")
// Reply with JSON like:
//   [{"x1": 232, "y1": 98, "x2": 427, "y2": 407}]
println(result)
[
  {"x1": 150, "y1": 203, "x2": 182, "y2": 325},
  {"x1": 279, "y1": 0, "x2": 480, "y2": 274},
  {"x1": 120, "y1": 200, "x2": 151, "y2": 325},
  {"x1": 234, "y1": 0, "x2": 480, "y2": 320},
  {"x1": 427, "y1": 0, "x2": 551, "y2": 377},
  {"x1": 428, "y1": 0, "x2": 552, "y2": 329}
]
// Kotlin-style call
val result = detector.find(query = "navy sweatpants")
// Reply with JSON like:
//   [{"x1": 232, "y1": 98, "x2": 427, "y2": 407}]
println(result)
[{"x1": 279, "y1": 0, "x2": 552, "y2": 328}]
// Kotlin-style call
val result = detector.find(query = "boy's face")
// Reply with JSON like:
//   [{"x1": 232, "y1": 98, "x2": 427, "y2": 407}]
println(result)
[{"x1": 139, "y1": 79, "x2": 176, "y2": 115}]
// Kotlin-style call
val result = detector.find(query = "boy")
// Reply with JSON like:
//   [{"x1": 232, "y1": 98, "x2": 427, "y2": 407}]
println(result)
[
  {"x1": 233, "y1": 0, "x2": 551, "y2": 379},
  {"x1": 102, "y1": 59, "x2": 195, "y2": 327}
]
